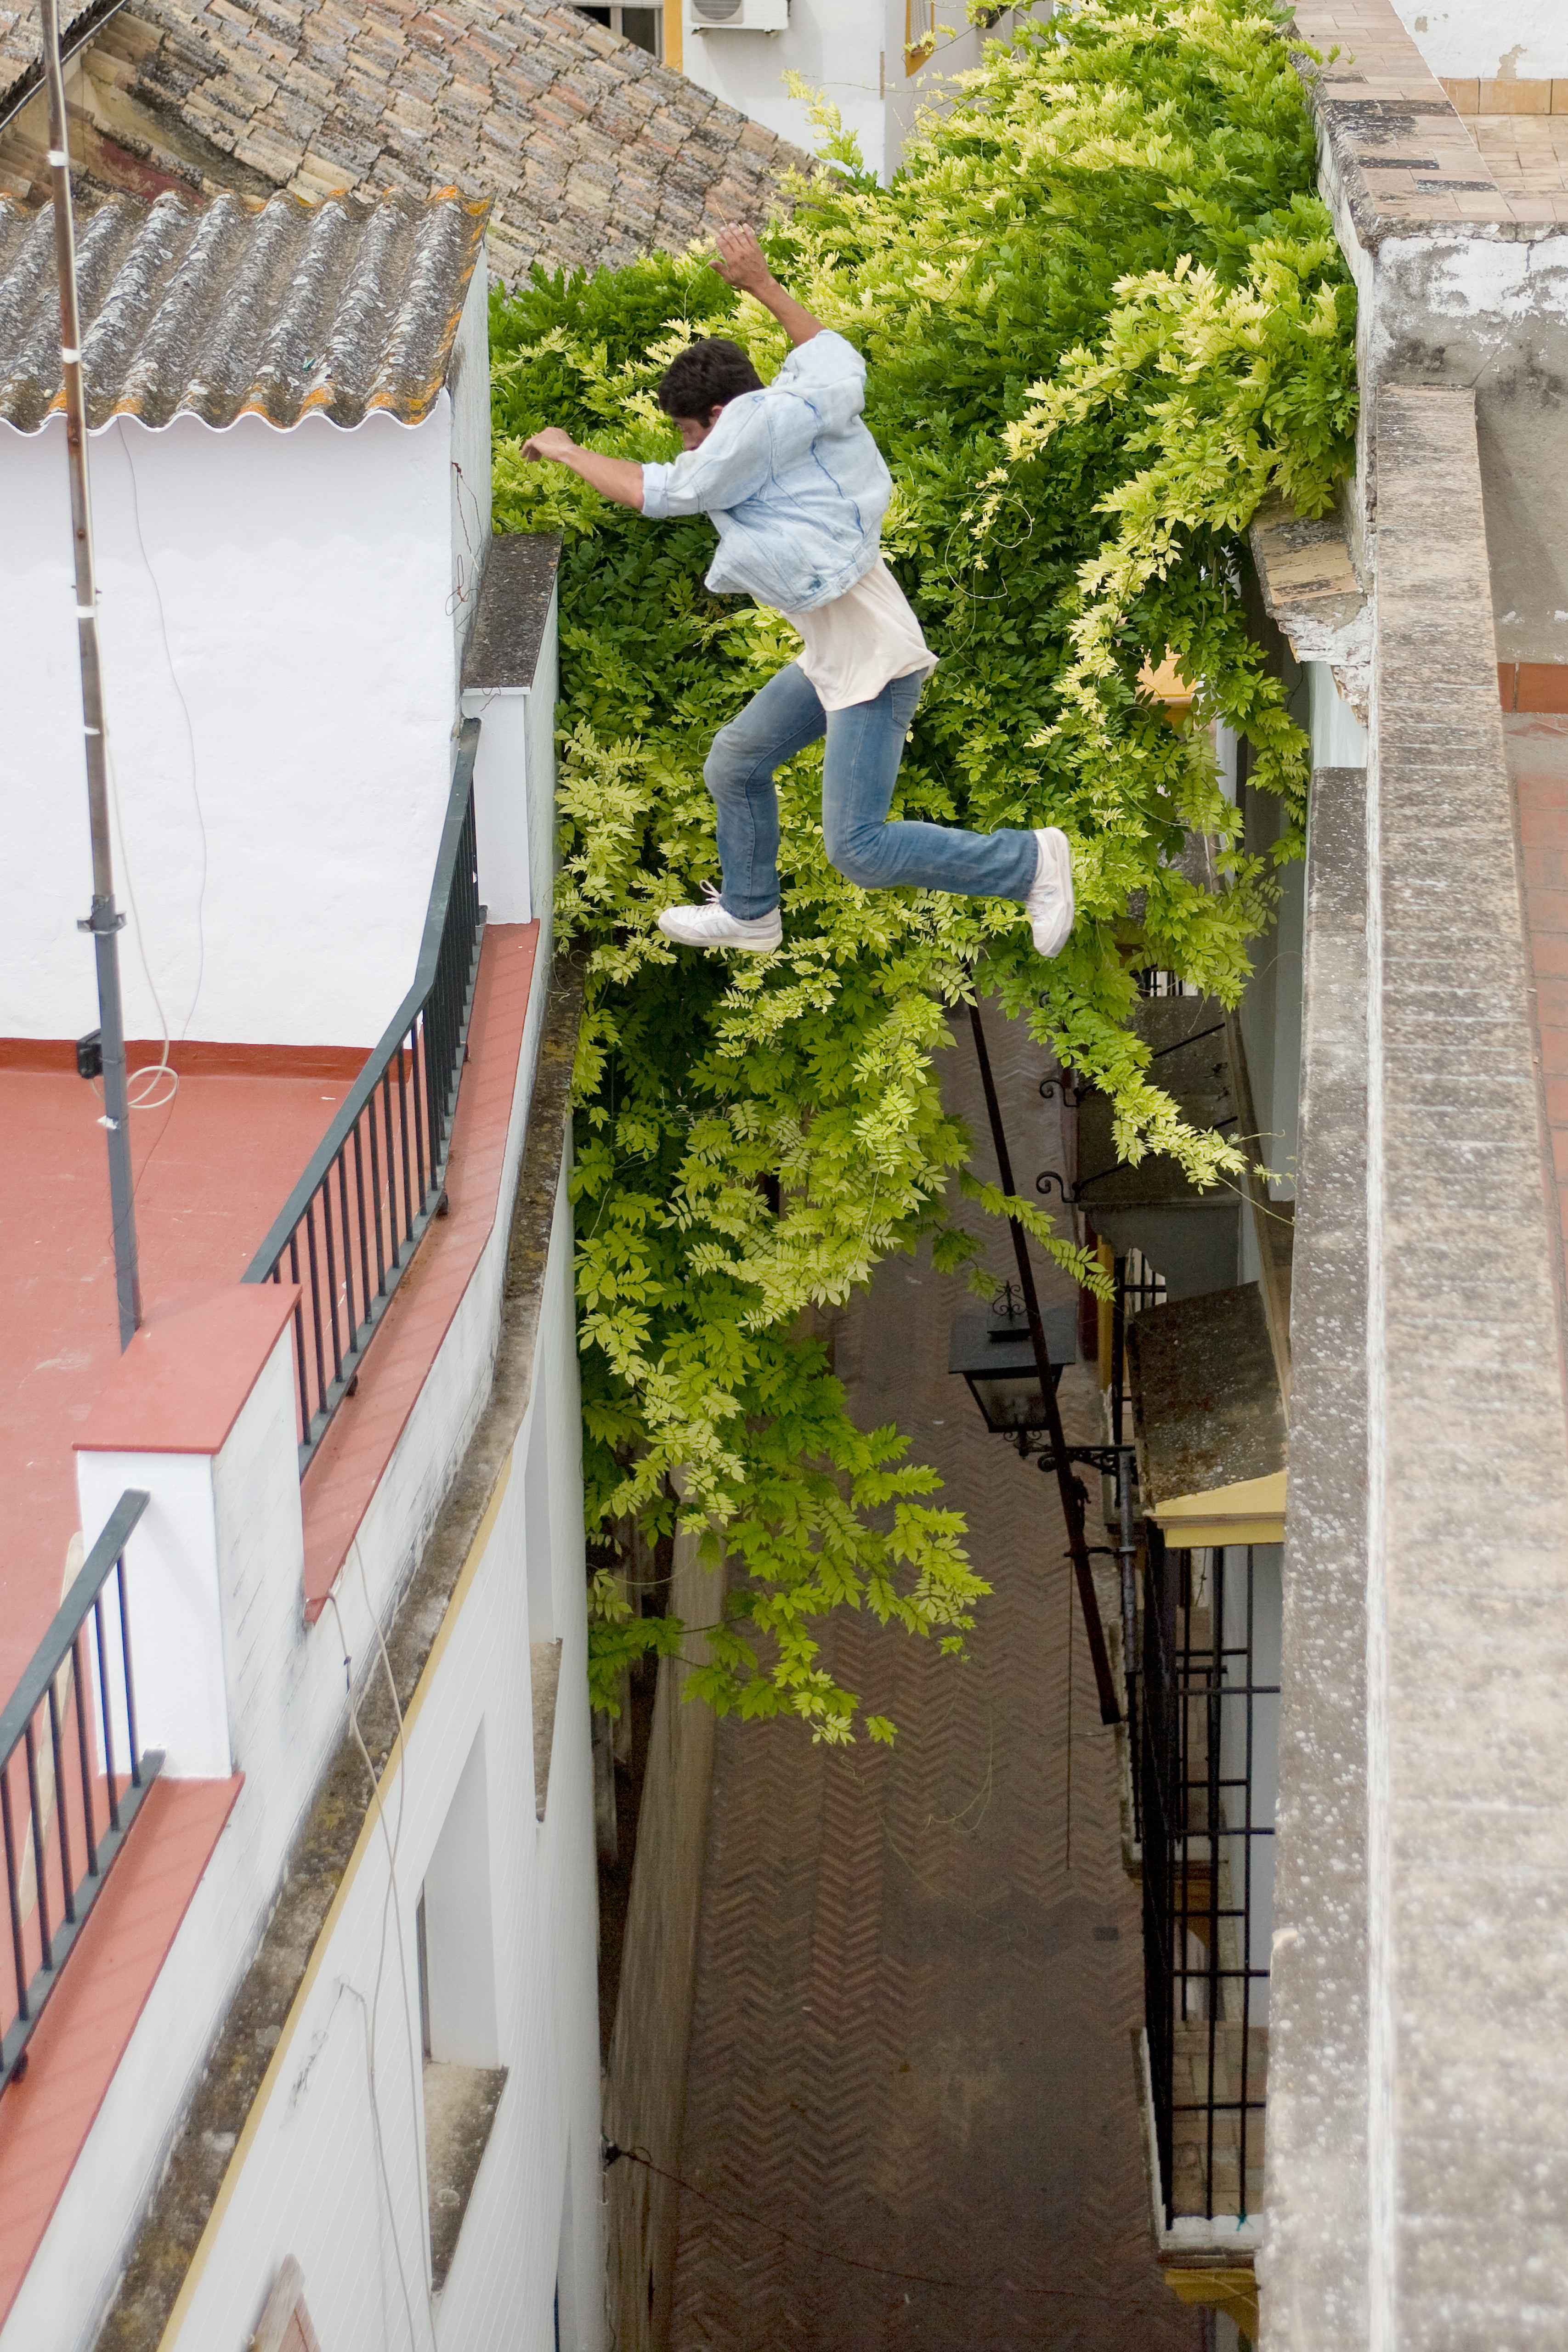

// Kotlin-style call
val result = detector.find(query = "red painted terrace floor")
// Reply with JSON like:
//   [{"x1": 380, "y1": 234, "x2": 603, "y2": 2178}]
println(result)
[
  {"x1": 0, "y1": 1045, "x2": 362, "y2": 1693},
  {"x1": 0, "y1": 922, "x2": 538, "y2": 2323}
]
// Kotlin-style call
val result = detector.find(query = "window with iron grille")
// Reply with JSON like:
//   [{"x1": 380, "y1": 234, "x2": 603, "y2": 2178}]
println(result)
[{"x1": 1140, "y1": 1532, "x2": 1279, "y2": 2229}]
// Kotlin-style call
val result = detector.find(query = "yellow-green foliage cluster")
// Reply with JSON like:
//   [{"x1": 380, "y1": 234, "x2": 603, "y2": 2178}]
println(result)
[{"x1": 489, "y1": 0, "x2": 1355, "y2": 1740}]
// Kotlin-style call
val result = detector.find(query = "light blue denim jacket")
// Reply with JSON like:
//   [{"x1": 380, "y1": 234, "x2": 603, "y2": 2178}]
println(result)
[{"x1": 640, "y1": 329, "x2": 891, "y2": 613}]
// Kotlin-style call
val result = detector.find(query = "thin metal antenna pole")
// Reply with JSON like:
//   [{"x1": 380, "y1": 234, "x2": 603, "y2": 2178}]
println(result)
[
  {"x1": 968, "y1": 1000, "x2": 1119, "y2": 1726},
  {"x1": 40, "y1": 0, "x2": 141, "y2": 1350}
]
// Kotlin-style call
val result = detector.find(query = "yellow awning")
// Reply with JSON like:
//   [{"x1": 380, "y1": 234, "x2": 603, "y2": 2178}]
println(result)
[{"x1": 1150, "y1": 1468, "x2": 1286, "y2": 1548}]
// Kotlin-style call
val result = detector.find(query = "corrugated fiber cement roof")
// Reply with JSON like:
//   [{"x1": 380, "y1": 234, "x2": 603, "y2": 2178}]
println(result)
[{"x1": 0, "y1": 181, "x2": 488, "y2": 429}]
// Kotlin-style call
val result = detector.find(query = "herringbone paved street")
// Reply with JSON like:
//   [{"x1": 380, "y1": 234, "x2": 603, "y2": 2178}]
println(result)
[{"x1": 669, "y1": 1012, "x2": 1196, "y2": 2351}]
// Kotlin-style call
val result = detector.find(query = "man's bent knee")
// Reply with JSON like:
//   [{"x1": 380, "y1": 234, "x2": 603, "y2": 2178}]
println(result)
[
  {"x1": 705, "y1": 720, "x2": 766, "y2": 798},
  {"x1": 826, "y1": 827, "x2": 894, "y2": 890}
]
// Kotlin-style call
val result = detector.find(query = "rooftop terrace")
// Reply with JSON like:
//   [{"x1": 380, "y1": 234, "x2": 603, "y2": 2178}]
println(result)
[{"x1": 0, "y1": 1046, "x2": 359, "y2": 1696}]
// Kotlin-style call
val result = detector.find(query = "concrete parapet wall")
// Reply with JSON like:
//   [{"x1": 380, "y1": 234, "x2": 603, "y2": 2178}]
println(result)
[
  {"x1": 1264, "y1": 762, "x2": 1372, "y2": 2347},
  {"x1": 1362, "y1": 382, "x2": 1568, "y2": 2346},
  {"x1": 1268, "y1": 384, "x2": 1568, "y2": 2345}
]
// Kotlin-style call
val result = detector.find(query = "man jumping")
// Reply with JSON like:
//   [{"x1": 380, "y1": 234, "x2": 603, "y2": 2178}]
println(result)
[{"x1": 521, "y1": 224, "x2": 1074, "y2": 959}]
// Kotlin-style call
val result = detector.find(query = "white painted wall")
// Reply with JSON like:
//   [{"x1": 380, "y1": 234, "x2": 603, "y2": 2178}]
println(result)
[
  {"x1": 160, "y1": 1181, "x2": 600, "y2": 2352},
  {"x1": 76, "y1": 1321, "x2": 304, "y2": 1781},
  {"x1": 682, "y1": 0, "x2": 887, "y2": 177},
  {"x1": 10, "y1": 1160, "x2": 602, "y2": 2352},
  {"x1": 1308, "y1": 658, "x2": 1369, "y2": 773},
  {"x1": 1393, "y1": 2, "x2": 1568, "y2": 79},
  {"x1": 0, "y1": 401, "x2": 460, "y2": 1049},
  {"x1": 449, "y1": 259, "x2": 495, "y2": 644},
  {"x1": 424, "y1": 1724, "x2": 503, "y2": 2066},
  {"x1": 883, "y1": 5, "x2": 1028, "y2": 163},
  {"x1": 25, "y1": 879, "x2": 560, "y2": 2346},
  {"x1": 462, "y1": 573, "x2": 560, "y2": 933},
  {"x1": 679, "y1": 0, "x2": 1023, "y2": 182}
]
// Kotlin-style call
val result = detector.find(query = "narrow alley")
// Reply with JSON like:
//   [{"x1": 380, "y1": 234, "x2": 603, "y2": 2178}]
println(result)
[{"x1": 667, "y1": 1015, "x2": 1196, "y2": 2350}]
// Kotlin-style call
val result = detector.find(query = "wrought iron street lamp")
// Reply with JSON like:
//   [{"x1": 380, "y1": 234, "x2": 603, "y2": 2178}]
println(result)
[
  {"x1": 948, "y1": 1266, "x2": 1142, "y2": 1747},
  {"x1": 947, "y1": 1282, "x2": 1078, "y2": 1449}
]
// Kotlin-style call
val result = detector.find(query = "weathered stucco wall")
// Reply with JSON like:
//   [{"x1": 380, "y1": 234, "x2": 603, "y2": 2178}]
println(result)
[
  {"x1": 1354, "y1": 232, "x2": 1568, "y2": 667},
  {"x1": 1290, "y1": 0, "x2": 1568, "y2": 665},
  {"x1": 1391, "y1": 1, "x2": 1568, "y2": 79}
]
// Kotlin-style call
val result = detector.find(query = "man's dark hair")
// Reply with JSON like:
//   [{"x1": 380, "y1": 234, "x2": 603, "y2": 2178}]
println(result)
[{"x1": 658, "y1": 338, "x2": 764, "y2": 423}]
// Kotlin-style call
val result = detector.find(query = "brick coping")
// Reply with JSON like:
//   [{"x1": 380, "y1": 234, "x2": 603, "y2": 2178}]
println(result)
[{"x1": 1286, "y1": 0, "x2": 1568, "y2": 234}]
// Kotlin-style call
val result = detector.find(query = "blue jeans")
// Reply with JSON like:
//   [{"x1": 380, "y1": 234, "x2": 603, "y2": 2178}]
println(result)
[{"x1": 703, "y1": 662, "x2": 1039, "y2": 920}]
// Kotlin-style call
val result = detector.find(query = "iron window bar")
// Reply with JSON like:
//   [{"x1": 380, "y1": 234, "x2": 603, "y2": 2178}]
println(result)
[
  {"x1": 0, "y1": 1489, "x2": 158, "y2": 2088},
  {"x1": 1141, "y1": 1530, "x2": 1277, "y2": 2228},
  {"x1": 243, "y1": 720, "x2": 487, "y2": 1474},
  {"x1": 1109, "y1": 1248, "x2": 1165, "y2": 1846}
]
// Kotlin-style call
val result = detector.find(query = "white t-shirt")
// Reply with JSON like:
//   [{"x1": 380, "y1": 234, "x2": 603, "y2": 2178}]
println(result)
[{"x1": 781, "y1": 559, "x2": 937, "y2": 712}]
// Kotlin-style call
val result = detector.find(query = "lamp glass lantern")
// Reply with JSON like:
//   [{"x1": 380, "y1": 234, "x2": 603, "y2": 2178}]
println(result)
[{"x1": 947, "y1": 1284, "x2": 1080, "y2": 1438}]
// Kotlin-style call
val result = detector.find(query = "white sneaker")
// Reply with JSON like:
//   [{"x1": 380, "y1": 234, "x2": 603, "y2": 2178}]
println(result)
[
  {"x1": 657, "y1": 882, "x2": 782, "y2": 953},
  {"x1": 1025, "y1": 826, "x2": 1075, "y2": 957}
]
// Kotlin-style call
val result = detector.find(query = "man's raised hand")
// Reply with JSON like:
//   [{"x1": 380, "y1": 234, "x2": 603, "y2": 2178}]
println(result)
[
  {"x1": 709, "y1": 225, "x2": 822, "y2": 348},
  {"x1": 710, "y1": 223, "x2": 774, "y2": 297},
  {"x1": 521, "y1": 426, "x2": 577, "y2": 464}
]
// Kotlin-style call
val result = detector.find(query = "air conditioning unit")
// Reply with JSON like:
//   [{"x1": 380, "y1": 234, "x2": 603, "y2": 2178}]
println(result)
[{"x1": 690, "y1": 0, "x2": 789, "y2": 30}]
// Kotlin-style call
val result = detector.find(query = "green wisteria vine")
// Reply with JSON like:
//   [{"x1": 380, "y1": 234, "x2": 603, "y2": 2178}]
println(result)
[{"x1": 489, "y1": 0, "x2": 1356, "y2": 1740}]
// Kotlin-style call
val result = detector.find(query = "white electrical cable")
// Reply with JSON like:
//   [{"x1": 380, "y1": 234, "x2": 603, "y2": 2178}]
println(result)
[
  {"x1": 326, "y1": 1588, "x2": 426, "y2": 2352},
  {"x1": 353, "y1": 1540, "x2": 443, "y2": 2352},
  {"x1": 103, "y1": 735, "x2": 177, "y2": 1112},
  {"x1": 103, "y1": 421, "x2": 209, "y2": 1117},
  {"x1": 327, "y1": 1547, "x2": 441, "y2": 2352}
]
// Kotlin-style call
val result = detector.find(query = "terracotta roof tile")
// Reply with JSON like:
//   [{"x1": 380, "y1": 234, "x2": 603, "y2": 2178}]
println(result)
[
  {"x1": 1, "y1": 0, "x2": 114, "y2": 116},
  {"x1": 4, "y1": 0, "x2": 811, "y2": 280}
]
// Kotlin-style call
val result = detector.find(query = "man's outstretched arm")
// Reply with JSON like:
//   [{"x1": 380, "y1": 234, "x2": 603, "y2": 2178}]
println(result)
[
  {"x1": 519, "y1": 428, "x2": 644, "y2": 509},
  {"x1": 712, "y1": 222, "x2": 822, "y2": 347}
]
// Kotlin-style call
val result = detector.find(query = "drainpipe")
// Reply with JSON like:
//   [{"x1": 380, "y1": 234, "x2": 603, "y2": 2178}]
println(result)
[{"x1": 40, "y1": 0, "x2": 141, "y2": 1350}]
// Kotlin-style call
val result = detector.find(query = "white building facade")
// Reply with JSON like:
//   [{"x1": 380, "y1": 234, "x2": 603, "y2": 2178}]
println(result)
[
  {"x1": 585, "y1": 0, "x2": 1025, "y2": 184},
  {"x1": 0, "y1": 184, "x2": 603, "y2": 2352}
]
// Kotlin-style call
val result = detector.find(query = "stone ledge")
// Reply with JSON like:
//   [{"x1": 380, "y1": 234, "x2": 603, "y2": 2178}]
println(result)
[
  {"x1": 1260, "y1": 763, "x2": 1370, "y2": 2346},
  {"x1": 1285, "y1": 0, "x2": 1568, "y2": 241},
  {"x1": 1248, "y1": 490, "x2": 1370, "y2": 720}
]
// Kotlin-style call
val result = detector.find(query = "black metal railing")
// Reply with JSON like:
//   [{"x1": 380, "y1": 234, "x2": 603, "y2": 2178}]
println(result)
[
  {"x1": 1109, "y1": 1248, "x2": 1166, "y2": 1843},
  {"x1": 1109, "y1": 1245, "x2": 1167, "y2": 1450},
  {"x1": 1134, "y1": 967, "x2": 1199, "y2": 998},
  {"x1": 1141, "y1": 1531, "x2": 1277, "y2": 2227},
  {"x1": 245, "y1": 722, "x2": 485, "y2": 1472},
  {"x1": 2, "y1": 1491, "x2": 160, "y2": 2086}
]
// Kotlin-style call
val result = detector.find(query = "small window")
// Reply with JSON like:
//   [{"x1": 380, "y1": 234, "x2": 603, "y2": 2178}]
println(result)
[
  {"x1": 576, "y1": 3, "x2": 663, "y2": 60},
  {"x1": 906, "y1": 0, "x2": 936, "y2": 74},
  {"x1": 419, "y1": 1730, "x2": 508, "y2": 2293},
  {"x1": 249, "y1": 2257, "x2": 323, "y2": 2352}
]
